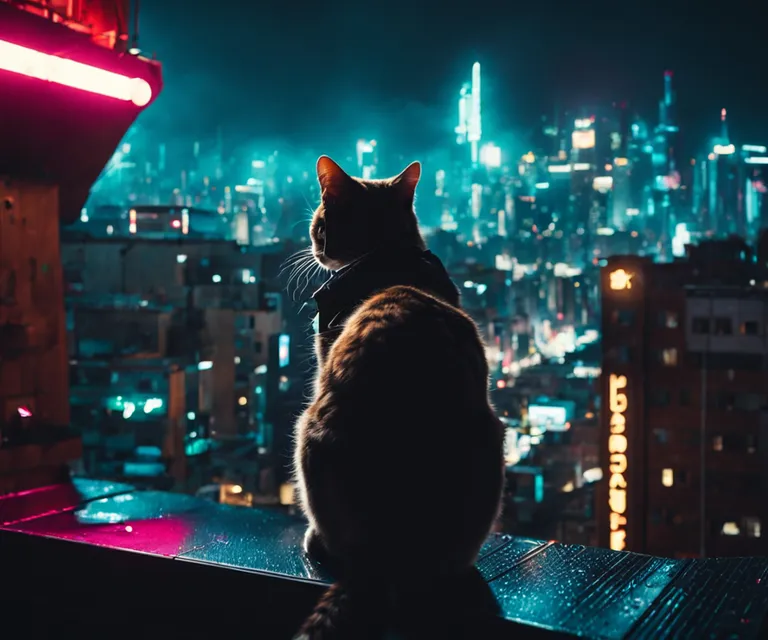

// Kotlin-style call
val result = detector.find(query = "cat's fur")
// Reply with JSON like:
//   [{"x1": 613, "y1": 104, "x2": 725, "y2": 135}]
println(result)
[{"x1": 293, "y1": 156, "x2": 505, "y2": 639}]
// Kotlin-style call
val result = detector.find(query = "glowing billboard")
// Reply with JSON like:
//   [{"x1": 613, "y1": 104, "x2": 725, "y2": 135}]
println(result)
[
  {"x1": 713, "y1": 144, "x2": 735, "y2": 155},
  {"x1": 572, "y1": 129, "x2": 596, "y2": 150},
  {"x1": 608, "y1": 374, "x2": 628, "y2": 551},
  {"x1": 528, "y1": 401, "x2": 574, "y2": 432},
  {"x1": 593, "y1": 176, "x2": 613, "y2": 192}
]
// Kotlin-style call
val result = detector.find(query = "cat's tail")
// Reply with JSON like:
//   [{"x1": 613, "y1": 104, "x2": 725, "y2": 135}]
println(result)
[{"x1": 294, "y1": 581, "x2": 388, "y2": 640}]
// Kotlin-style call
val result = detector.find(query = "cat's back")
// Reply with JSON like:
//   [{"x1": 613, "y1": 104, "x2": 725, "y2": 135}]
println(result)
[
  {"x1": 302, "y1": 283, "x2": 504, "y2": 576},
  {"x1": 318, "y1": 284, "x2": 490, "y2": 417}
]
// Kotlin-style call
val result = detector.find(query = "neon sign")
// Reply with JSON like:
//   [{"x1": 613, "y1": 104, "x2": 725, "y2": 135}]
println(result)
[
  {"x1": 609, "y1": 269, "x2": 633, "y2": 291},
  {"x1": 0, "y1": 38, "x2": 153, "y2": 107},
  {"x1": 608, "y1": 374, "x2": 628, "y2": 551}
]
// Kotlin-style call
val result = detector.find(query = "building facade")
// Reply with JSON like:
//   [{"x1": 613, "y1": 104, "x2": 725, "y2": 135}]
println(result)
[{"x1": 600, "y1": 241, "x2": 768, "y2": 558}]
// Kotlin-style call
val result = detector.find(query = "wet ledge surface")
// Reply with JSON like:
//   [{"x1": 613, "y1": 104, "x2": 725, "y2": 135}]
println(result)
[{"x1": 0, "y1": 479, "x2": 766, "y2": 639}]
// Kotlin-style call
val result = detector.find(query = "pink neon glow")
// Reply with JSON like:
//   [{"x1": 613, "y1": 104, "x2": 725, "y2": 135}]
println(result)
[
  {"x1": 17, "y1": 406, "x2": 32, "y2": 418},
  {"x1": 7, "y1": 515, "x2": 193, "y2": 557},
  {"x1": 171, "y1": 219, "x2": 181, "y2": 228},
  {"x1": 0, "y1": 484, "x2": 60, "y2": 501},
  {"x1": 0, "y1": 38, "x2": 152, "y2": 107}
]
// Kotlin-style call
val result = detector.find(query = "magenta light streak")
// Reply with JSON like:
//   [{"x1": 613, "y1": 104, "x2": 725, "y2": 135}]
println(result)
[
  {"x1": 17, "y1": 406, "x2": 32, "y2": 418},
  {"x1": 0, "y1": 38, "x2": 153, "y2": 107},
  {"x1": 0, "y1": 484, "x2": 61, "y2": 501}
]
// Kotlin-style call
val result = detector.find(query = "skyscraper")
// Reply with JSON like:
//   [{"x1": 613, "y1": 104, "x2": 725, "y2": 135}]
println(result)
[{"x1": 455, "y1": 62, "x2": 482, "y2": 165}]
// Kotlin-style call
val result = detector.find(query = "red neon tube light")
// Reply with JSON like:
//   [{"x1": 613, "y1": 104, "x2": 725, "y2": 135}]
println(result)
[{"x1": 0, "y1": 38, "x2": 153, "y2": 107}]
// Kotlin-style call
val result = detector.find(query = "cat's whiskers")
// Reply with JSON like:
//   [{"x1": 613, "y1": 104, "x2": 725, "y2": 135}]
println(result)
[
  {"x1": 283, "y1": 253, "x2": 313, "y2": 297},
  {"x1": 289, "y1": 257, "x2": 317, "y2": 301},
  {"x1": 279, "y1": 247, "x2": 313, "y2": 277},
  {"x1": 298, "y1": 262, "x2": 324, "y2": 300},
  {"x1": 282, "y1": 249, "x2": 315, "y2": 286}
]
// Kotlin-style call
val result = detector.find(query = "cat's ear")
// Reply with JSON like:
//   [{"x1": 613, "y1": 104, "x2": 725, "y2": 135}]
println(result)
[
  {"x1": 317, "y1": 156, "x2": 353, "y2": 199},
  {"x1": 392, "y1": 161, "x2": 421, "y2": 199}
]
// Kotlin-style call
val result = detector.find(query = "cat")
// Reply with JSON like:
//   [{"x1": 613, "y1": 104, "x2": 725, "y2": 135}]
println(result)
[{"x1": 293, "y1": 156, "x2": 505, "y2": 639}]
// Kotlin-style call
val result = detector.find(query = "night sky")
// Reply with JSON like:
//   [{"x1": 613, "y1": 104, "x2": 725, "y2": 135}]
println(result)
[{"x1": 139, "y1": 0, "x2": 765, "y2": 155}]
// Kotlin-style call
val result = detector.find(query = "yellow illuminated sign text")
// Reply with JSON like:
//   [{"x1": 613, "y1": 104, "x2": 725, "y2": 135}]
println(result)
[{"x1": 608, "y1": 373, "x2": 628, "y2": 551}]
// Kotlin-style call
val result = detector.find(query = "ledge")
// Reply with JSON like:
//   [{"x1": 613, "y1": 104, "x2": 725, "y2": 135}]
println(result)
[{"x1": 1, "y1": 479, "x2": 767, "y2": 638}]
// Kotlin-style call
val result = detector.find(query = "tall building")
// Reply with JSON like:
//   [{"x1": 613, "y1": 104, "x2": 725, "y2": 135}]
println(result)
[
  {"x1": 599, "y1": 240, "x2": 767, "y2": 558},
  {"x1": 743, "y1": 145, "x2": 768, "y2": 238},
  {"x1": 356, "y1": 139, "x2": 378, "y2": 179},
  {"x1": 455, "y1": 62, "x2": 482, "y2": 165}
]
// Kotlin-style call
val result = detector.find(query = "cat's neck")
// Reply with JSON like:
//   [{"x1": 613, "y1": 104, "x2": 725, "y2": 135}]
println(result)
[{"x1": 310, "y1": 247, "x2": 459, "y2": 336}]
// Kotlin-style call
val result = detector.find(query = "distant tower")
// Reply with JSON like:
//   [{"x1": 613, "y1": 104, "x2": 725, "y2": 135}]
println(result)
[
  {"x1": 468, "y1": 62, "x2": 482, "y2": 165},
  {"x1": 657, "y1": 71, "x2": 677, "y2": 133},
  {"x1": 455, "y1": 62, "x2": 483, "y2": 165},
  {"x1": 356, "y1": 139, "x2": 378, "y2": 179},
  {"x1": 720, "y1": 107, "x2": 729, "y2": 143}
]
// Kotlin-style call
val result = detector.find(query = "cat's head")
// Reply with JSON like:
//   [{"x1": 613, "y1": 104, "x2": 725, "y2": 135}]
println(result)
[{"x1": 310, "y1": 156, "x2": 425, "y2": 270}]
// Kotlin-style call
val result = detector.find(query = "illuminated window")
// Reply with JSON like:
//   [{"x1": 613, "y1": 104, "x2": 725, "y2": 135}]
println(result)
[
  {"x1": 721, "y1": 521, "x2": 740, "y2": 536},
  {"x1": 609, "y1": 268, "x2": 633, "y2": 290},
  {"x1": 662, "y1": 468, "x2": 674, "y2": 487},
  {"x1": 744, "y1": 517, "x2": 762, "y2": 538},
  {"x1": 713, "y1": 435, "x2": 723, "y2": 452},
  {"x1": 740, "y1": 321, "x2": 761, "y2": 336},
  {"x1": 662, "y1": 348, "x2": 678, "y2": 366}
]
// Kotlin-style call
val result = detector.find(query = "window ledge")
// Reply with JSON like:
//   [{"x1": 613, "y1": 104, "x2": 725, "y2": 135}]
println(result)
[{"x1": 1, "y1": 479, "x2": 767, "y2": 639}]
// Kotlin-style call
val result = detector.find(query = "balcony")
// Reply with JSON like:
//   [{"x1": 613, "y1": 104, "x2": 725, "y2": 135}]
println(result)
[{"x1": 1, "y1": 478, "x2": 766, "y2": 638}]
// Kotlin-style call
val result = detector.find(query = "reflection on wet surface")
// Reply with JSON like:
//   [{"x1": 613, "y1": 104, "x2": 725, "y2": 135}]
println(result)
[{"x1": 1, "y1": 480, "x2": 767, "y2": 638}]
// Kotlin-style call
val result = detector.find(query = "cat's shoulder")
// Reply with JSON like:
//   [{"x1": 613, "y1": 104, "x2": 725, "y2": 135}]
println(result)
[
  {"x1": 361, "y1": 284, "x2": 468, "y2": 321},
  {"x1": 339, "y1": 284, "x2": 479, "y2": 345}
]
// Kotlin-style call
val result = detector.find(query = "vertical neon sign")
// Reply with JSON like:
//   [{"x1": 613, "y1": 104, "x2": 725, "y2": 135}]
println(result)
[{"x1": 608, "y1": 373, "x2": 628, "y2": 551}]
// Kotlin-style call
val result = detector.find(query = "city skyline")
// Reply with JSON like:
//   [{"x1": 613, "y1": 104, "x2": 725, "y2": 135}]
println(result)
[
  {"x1": 138, "y1": 1, "x2": 767, "y2": 150},
  {"x1": 3, "y1": 0, "x2": 768, "y2": 569},
  {"x1": 129, "y1": 65, "x2": 765, "y2": 167}
]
